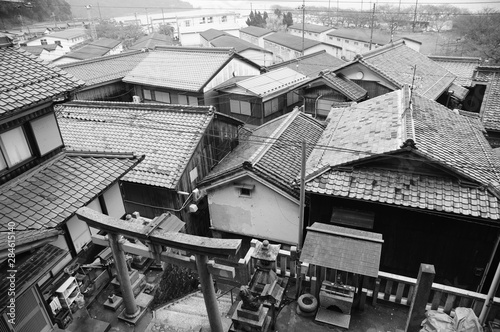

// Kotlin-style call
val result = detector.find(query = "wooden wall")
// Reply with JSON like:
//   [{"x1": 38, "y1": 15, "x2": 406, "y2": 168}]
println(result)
[{"x1": 74, "y1": 82, "x2": 134, "y2": 102}]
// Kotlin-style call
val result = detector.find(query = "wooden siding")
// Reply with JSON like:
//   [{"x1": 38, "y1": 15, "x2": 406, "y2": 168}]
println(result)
[
  {"x1": 309, "y1": 193, "x2": 499, "y2": 291},
  {"x1": 75, "y1": 82, "x2": 134, "y2": 102}
]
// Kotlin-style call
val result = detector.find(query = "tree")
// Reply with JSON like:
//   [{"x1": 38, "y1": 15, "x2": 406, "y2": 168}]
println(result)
[
  {"x1": 454, "y1": 8, "x2": 500, "y2": 64},
  {"x1": 246, "y1": 10, "x2": 268, "y2": 28},
  {"x1": 283, "y1": 12, "x2": 293, "y2": 27},
  {"x1": 95, "y1": 21, "x2": 144, "y2": 48},
  {"x1": 158, "y1": 24, "x2": 174, "y2": 37}
]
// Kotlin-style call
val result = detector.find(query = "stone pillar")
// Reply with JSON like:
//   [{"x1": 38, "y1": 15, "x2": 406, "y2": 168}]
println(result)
[
  {"x1": 195, "y1": 254, "x2": 223, "y2": 332},
  {"x1": 109, "y1": 233, "x2": 140, "y2": 319},
  {"x1": 405, "y1": 264, "x2": 435, "y2": 332}
]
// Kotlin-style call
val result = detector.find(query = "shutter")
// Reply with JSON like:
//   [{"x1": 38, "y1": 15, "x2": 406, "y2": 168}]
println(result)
[{"x1": 14, "y1": 288, "x2": 50, "y2": 332}]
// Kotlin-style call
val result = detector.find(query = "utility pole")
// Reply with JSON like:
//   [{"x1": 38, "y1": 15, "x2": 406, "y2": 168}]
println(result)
[
  {"x1": 97, "y1": 2, "x2": 102, "y2": 21},
  {"x1": 161, "y1": 8, "x2": 166, "y2": 27},
  {"x1": 336, "y1": 0, "x2": 339, "y2": 27},
  {"x1": 369, "y1": 3, "x2": 375, "y2": 50},
  {"x1": 86, "y1": 5, "x2": 97, "y2": 40},
  {"x1": 52, "y1": 12, "x2": 57, "y2": 28},
  {"x1": 300, "y1": 0, "x2": 305, "y2": 56},
  {"x1": 328, "y1": 0, "x2": 331, "y2": 26},
  {"x1": 412, "y1": 0, "x2": 418, "y2": 32},
  {"x1": 145, "y1": 7, "x2": 150, "y2": 34}
]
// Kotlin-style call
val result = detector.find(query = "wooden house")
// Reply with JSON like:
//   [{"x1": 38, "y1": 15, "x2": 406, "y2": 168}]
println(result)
[
  {"x1": 57, "y1": 101, "x2": 243, "y2": 235},
  {"x1": 214, "y1": 67, "x2": 307, "y2": 127},
  {"x1": 0, "y1": 37, "x2": 142, "y2": 332},
  {"x1": 304, "y1": 85, "x2": 500, "y2": 292}
]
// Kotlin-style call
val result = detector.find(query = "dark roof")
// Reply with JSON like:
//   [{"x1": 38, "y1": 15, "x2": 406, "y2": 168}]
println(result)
[
  {"x1": 57, "y1": 50, "x2": 148, "y2": 86},
  {"x1": 47, "y1": 28, "x2": 87, "y2": 39},
  {"x1": 89, "y1": 38, "x2": 121, "y2": 49},
  {"x1": 200, "y1": 28, "x2": 232, "y2": 42},
  {"x1": 264, "y1": 32, "x2": 322, "y2": 52},
  {"x1": 0, "y1": 46, "x2": 84, "y2": 119},
  {"x1": 129, "y1": 33, "x2": 175, "y2": 50},
  {"x1": 265, "y1": 50, "x2": 345, "y2": 77},
  {"x1": 429, "y1": 56, "x2": 481, "y2": 87},
  {"x1": 57, "y1": 101, "x2": 231, "y2": 189},
  {"x1": 61, "y1": 44, "x2": 111, "y2": 60},
  {"x1": 201, "y1": 109, "x2": 324, "y2": 197},
  {"x1": 240, "y1": 26, "x2": 273, "y2": 37},
  {"x1": 478, "y1": 67, "x2": 500, "y2": 132},
  {"x1": 0, "y1": 150, "x2": 142, "y2": 233},
  {"x1": 327, "y1": 28, "x2": 392, "y2": 45},
  {"x1": 318, "y1": 71, "x2": 367, "y2": 101},
  {"x1": 210, "y1": 35, "x2": 269, "y2": 53},
  {"x1": 305, "y1": 86, "x2": 500, "y2": 220},
  {"x1": 342, "y1": 40, "x2": 456, "y2": 100},
  {"x1": 0, "y1": 244, "x2": 67, "y2": 311},
  {"x1": 123, "y1": 47, "x2": 243, "y2": 92},
  {"x1": 22, "y1": 44, "x2": 61, "y2": 56},
  {"x1": 289, "y1": 23, "x2": 335, "y2": 34}
]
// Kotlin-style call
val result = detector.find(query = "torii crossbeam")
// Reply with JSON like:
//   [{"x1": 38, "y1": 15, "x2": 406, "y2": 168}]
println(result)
[{"x1": 76, "y1": 207, "x2": 242, "y2": 332}]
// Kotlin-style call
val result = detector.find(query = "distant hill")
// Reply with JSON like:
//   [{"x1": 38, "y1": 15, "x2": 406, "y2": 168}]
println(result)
[{"x1": 65, "y1": 0, "x2": 194, "y2": 20}]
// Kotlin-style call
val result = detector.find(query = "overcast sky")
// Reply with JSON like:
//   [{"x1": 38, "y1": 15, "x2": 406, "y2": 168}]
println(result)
[{"x1": 185, "y1": 0, "x2": 500, "y2": 12}]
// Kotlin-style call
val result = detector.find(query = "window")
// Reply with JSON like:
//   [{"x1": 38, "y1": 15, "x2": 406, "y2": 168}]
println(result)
[
  {"x1": 200, "y1": 17, "x2": 206, "y2": 24},
  {"x1": 337, "y1": 38, "x2": 341, "y2": 41},
  {"x1": 329, "y1": 36, "x2": 333, "y2": 40},
  {"x1": 354, "y1": 42, "x2": 358, "y2": 45},
  {"x1": 221, "y1": 16, "x2": 227, "y2": 22},
  {"x1": 264, "y1": 98, "x2": 279, "y2": 117},
  {"x1": 235, "y1": 183, "x2": 254, "y2": 197},
  {"x1": 0, "y1": 127, "x2": 32, "y2": 170},
  {"x1": 207, "y1": 17, "x2": 213, "y2": 23},
  {"x1": 178, "y1": 95, "x2": 198, "y2": 106},
  {"x1": 143, "y1": 88, "x2": 152, "y2": 100},
  {"x1": 40, "y1": 39, "x2": 47, "y2": 45},
  {"x1": 155, "y1": 91, "x2": 171, "y2": 103},
  {"x1": 314, "y1": 33, "x2": 318, "y2": 37},
  {"x1": 287, "y1": 91, "x2": 300, "y2": 106},
  {"x1": 185, "y1": 20, "x2": 191, "y2": 27},
  {"x1": 188, "y1": 96, "x2": 198, "y2": 106},
  {"x1": 230, "y1": 100, "x2": 251, "y2": 116},
  {"x1": 364, "y1": 43, "x2": 369, "y2": 48},
  {"x1": 55, "y1": 40, "x2": 61, "y2": 46},
  {"x1": 30, "y1": 113, "x2": 63, "y2": 155},
  {"x1": 240, "y1": 188, "x2": 252, "y2": 197},
  {"x1": 345, "y1": 40, "x2": 349, "y2": 44}
]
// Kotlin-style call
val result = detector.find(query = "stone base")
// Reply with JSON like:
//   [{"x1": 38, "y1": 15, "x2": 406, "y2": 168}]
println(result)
[
  {"x1": 111, "y1": 270, "x2": 145, "y2": 297},
  {"x1": 103, "y1": 295, "x2": 123, "y2": 311},
  {"x1": 117, "y1": 305, "x2": 146, "y2": 325},
  {"x1": 315, "y1": 307, "x2": 351, "y2": 329},
  {"x1": 296, "y1": 305, "x2": 316, "y2": 317},
  {"x1": 131, "y1": 256, "x2": 149, "y2": 270},
  {"x1": 231, "y1": 302, "x2": 269, "y2": 331},
  {"x1": 136, "y1": 292, "x2": 154, "y2": 308}
]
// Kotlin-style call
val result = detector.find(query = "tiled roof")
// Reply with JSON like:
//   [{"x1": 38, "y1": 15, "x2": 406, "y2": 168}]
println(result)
[
  {"x1": 240, "y1": 26, "x2": 273, "y2": 37},
  {"x1": 202, "y1": 110, "x2": 324, "y2": 196},
  {"x1": 22, "y1": 44, "x2": 61, "y2": 56},
  {"x1": 58, "y1": 50, "x2": 148, "y2": 86},
  {"x1": 289, "y1": 23, "x2": 334, "y2": 34},
  {"x1": 429, "y1": 56, "x2": 481, "y2": 87},
  {"x1": 0, "y1": 150, "x2": 141, "y2": 233},
  {"x1": 219, "y1": 67, "x2": 307, "y2": 100},
  {"x1": 129, "y1": 33, "x2": 176, "y2": 50},
  {"x1": 479, "y1": 68, "x2": 500, "y2": 132},
  {"x1": 0, "y1": 228, "x2": 61, "y2": 252},
  {"x1": 0, "y1": 46, "x2": 84, "y2": 118},
  {"x1": 320, "y1": 71, "x2": 367, "y2": 101},
  {"x1": 123, "y1": 47, "x2": 235, "y2": 92},
  {"x1": 305, "y1": 86, "x2": 500, "y2": 219},
  {"x1": 265, "y1": 50, "x2": 345, "y2": 77},
  {"x1": 62, "y1": 44, "x2": 111, "y2": 60},
  {"x1": 57, "y1": 101, "x2": 217, "y2": 188},
  {"x1": 264, "y1": 32, "x2": 322, "y2": 52},
  {"x1": 359, "y1": 40, "x2": 456, "y2": 100},
  {"x1": 327, "y1": 28, "x2": 392, "y2": 45},
  {"x1": 200, "y1": 28, "x2": 232, "y2": 41},
  {"x1": 47, "y1": 28, "x2": 87, "y2": 39},
  {"x1": 210, "y1": 35, "x2": 269, "y2": 53},
  {"x1": 90, "y1": 38, "x2": 121, "y2": 49},
  {"x1": 0, "y1": 244, "x2": 67, "y2": 311}
]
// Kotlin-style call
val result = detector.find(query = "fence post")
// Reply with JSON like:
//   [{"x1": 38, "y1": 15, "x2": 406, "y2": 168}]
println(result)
[{"x1": 405, "y1": 264, "x2": 435, "y2": 332}]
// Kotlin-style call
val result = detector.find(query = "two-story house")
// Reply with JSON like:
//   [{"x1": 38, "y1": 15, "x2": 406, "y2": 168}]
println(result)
[
  {"x1": 288, "y1": 23, "x2": 336, "y2": 43},
  {"x1": 0, "y1": 36, "x2": 143, "y2": 332},
  {"x1": 25, "y1": 28, "x2": 90, "y2": 54},
  {"x1": 122, "y1": 46, "x2": 261, "y2": 107},
  {"x1": 52, "y1": 38, "x2": 124, "y2": 65},
  {"x1": 239, "y1": 26, "x2": 274, "y2": 48},
  {"x1": 208, "y1": 34, "x2": 274, "y2": 67},
  {"x1": 263, "y1": 32, "x2": 341, "y2": 63}
]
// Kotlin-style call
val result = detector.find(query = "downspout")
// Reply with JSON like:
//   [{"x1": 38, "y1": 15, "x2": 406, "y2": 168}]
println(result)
[{"x1": 314, "y1": 94, "x2": 323, "y2": 119}]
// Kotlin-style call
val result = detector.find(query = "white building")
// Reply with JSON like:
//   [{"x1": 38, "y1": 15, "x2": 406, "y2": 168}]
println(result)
[
  {"x1": 288, "y1": 23, "x2": 336, "y2": 43},
  {"x1": 25, "y1": 28, "x2": 90, "y2": 54}
]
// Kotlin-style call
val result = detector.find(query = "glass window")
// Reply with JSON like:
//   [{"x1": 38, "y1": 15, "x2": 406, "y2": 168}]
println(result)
[
  {"x1": 185, "y1": 20, "x2": 191, "y2": 27},
  {"x1": 30, "y1": 113, "x2": 63, "y2": 155},
  {"x1": 221, "y1": 16, "x2": 227, "y2": 22},
  {"x1": 155, "y1": 91, "x2": 170, "y2": 103},
  {"x1": 287, "y1": 91, "x2": 300, "y2": 105},
  {"x1": 264, "y1": 98, "x2": 279, "y2": 117},
  {"x1": 337, "y1": 38, "x2": 341, "y2": 41},
  {"x1": 230, "y1": 100, "x2": 251, "y2": 116},
  {"x1": 178, "y1": 94, "x2": 188, "y2": 105},
  {"x1": 345, "y1": 40, "x2": 349, "y2": 44},
  {"x1": 354, "y1": 41, "x2": 358, "y2": 45},
  {"x1": 188, "y1": 96, "x2": 198, "y2": 106},
  {"x1": 207, "y1": 17, "x2": 213, "y2": 23},
  {"x1": 41, "y1": 39, "x2": 47, "y2": 45},
  {"x1": 0, "y1": 127, "x2": 32, "y2": 168},
  {"x1": 200, "y1": 17, "x2": 206, "y2": 24},
  {"x1": 143, "y1": 89, "x2": 152, "y2": 100},
  {"x1": 364, "y1": 43, "x2": 369, "y2": 47}
]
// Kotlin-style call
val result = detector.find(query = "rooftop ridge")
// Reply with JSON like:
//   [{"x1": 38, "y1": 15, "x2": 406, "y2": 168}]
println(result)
[
  {"x1": 358, "y1": 39, "x2": 406, "y2": 60},
  {"x1": 400, "y1": 87, "x2": 416, "y2": 149},
  {"x1": 249, "y1": 110, "x2": 301, "y2": 166},
  {"x1": 154, "y1": 45, "x2": 234, "y2": 54},
  {"x1": 429, "y1": 55, "x2": 482, "y2": 63},
  {"x1": 57, "y1": 50, "x2": 144, "y2": 68},
  {"x1": 61, "y1": 100, "x2": 214, "y2": 113},
  {"x1": 264, "y1": 50, "x2": 327, "y2": 71}
]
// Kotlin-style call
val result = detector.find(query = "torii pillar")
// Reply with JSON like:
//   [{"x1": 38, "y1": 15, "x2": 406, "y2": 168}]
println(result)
[{"x1": 76, "y1": 207, "x2": 241, "y2": 332}]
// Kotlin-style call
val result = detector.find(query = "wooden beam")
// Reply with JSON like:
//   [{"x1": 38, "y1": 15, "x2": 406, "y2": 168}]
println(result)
[
  {"x1": 79, "y1": 207, "x2": 241, "y2": 259},
  {"x1": 207, "y1": 260, "x2": 235, "y2": 279}
]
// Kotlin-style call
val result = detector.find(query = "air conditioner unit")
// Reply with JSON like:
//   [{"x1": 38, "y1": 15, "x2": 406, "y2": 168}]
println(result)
[{"x1": 132, "y1": 95, "x2": 142, "y2": 103}]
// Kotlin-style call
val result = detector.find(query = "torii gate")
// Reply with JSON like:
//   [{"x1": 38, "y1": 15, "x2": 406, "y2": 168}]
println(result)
[{"x1": 76, "y1": 207, "x2": 241, "y2": 332}]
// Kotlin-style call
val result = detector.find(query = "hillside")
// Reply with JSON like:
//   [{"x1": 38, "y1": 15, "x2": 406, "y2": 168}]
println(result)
[{"x1": 65, "y1": 0, "x2": 193, "y2": 20}]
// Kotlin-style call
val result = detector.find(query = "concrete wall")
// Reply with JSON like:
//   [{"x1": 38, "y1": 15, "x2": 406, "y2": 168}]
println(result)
[{"x1": 207, "y1": 175, "x2": 300, "y2": 245}]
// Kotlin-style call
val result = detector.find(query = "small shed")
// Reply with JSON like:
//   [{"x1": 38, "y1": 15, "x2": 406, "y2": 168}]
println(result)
[{"x1": 301, "y1": 222, "x2": 384, "y2": 328}]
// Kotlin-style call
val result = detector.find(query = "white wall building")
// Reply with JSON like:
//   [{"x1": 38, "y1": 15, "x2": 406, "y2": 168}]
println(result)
[{"x1": 25, "y1": 28, "x2": 90, "y2": 54}]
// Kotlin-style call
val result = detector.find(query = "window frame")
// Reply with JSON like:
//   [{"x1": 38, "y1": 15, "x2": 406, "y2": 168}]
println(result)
[
  {"x1": 230, "y1": 99, "x2": 252, "y2": 116},
  {"x1": 0, "y1": 126, "x2": 33, "y2": 170}
]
